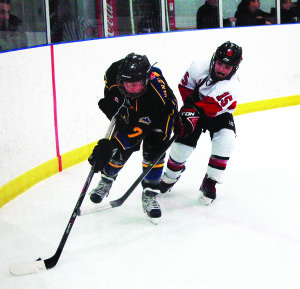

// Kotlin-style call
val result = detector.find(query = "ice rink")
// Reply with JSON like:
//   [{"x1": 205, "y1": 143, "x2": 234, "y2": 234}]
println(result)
[{"x1": 1, "y1": 105, "x2": 300, "y2": 289}]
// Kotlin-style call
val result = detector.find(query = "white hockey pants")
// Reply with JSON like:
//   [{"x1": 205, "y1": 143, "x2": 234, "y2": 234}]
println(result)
[{"x1": 163, "y1": 128, "x2": 236, "y2": 184}]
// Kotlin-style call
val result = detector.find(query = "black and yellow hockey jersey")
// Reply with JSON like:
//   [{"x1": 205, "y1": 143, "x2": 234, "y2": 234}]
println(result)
[{"x1": 99, "y1": 59, "x2": 178, "y2": 151}]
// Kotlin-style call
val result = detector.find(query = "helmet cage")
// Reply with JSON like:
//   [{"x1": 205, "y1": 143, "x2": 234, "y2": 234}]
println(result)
[
  {"x1": 117, "y1": 75, "x2": 149, "y2": 98},
  {"x1": 210, "y1": 41, "x2": 242, "y2": 80},
  {"x1": 117, "y1": 53, "x2": 152, "y2": 98}
]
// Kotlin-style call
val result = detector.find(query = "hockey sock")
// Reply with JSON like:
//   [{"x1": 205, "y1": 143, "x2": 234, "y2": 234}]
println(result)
[
  {"x1": 162, "y1": 156, "x2": 186, "y2": 184},
  {"x1": 206, "y1": 155, "x2": 229, "y2": 183},
  {"x1": 142, "y1": 158, "x2": 164, "y2": 187}
]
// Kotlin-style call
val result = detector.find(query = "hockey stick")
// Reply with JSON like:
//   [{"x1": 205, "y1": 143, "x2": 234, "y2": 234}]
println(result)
[
  {"x1": 78, "y1": 134, "x2": 178, "y2": 215},
  {"x1": 9, "y1": 118, "x2": 116, "y2": 276}
]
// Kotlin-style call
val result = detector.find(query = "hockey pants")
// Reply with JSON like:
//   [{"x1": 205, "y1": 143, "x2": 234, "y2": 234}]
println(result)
[{"x1": 162, "y1": 128, "x2": 236, "y2": 184}]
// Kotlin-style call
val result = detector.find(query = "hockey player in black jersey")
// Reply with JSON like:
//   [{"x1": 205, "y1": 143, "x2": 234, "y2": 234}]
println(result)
[{"x1": 88, "y1": 53, "x2": 178, "y2": 221}]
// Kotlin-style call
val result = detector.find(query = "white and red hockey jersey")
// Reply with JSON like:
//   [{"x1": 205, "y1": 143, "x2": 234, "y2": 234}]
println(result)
[{"x1": 178, "y1": 59, "x2": 240, "y2": 117}]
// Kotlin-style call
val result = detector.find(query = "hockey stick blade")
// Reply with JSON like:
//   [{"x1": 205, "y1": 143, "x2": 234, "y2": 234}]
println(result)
[
  {"x1": 79, "y1": 134, "x2": 178, "y2": 215},
  {"x1": 9, "y1": 166, "x2": 95, "y2": 276},
  {"x1": 9, "y1": 118, "x2": 117, "y2": 276},
  {"x1": 9, "y1": 259, "x2": 46, "y2": 276},
  {"x1": 78, "y1": 202, "x2": 113, "y2": 215}
]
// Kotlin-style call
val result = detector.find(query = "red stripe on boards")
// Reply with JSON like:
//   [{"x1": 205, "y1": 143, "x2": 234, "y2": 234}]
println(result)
[{"x1": 51, "y1": 45, "x2": 62, "y2": 172}]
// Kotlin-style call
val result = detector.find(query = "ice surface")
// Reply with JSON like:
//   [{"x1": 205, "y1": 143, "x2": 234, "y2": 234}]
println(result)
[{"x1": 1, "y1": 106, "x2": 300, "y2": 289}]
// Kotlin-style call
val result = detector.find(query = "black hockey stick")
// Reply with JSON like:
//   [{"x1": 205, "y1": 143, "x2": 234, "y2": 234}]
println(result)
[
  {"x1": 9, "y1": 118, "x2": 116, "y2": 276},
  {"x1": 78, "y1": 134, "x2": 178, "y2": 215}
]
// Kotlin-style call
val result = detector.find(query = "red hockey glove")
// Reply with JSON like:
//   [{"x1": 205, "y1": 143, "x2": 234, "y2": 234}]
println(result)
[{"x1": 175, "y1": 106, "x2": 200, "y2": 138}]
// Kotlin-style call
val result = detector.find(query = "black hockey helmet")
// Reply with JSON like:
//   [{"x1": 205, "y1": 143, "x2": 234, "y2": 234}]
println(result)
[
  {"x1": 210, "y1": 41, "x2": 243, "y2": 80},
  {"x1": 117, "y1": 53, "x2": 152, "y2": 98}
]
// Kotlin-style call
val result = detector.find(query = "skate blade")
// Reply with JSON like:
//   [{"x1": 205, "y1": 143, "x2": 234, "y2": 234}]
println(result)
[
  {"x1": 198, "y1": 192, "x2": 214, "y2": 206},
  {"x1": 144, "y1": 212, "x2": 159, "y2": 225}
]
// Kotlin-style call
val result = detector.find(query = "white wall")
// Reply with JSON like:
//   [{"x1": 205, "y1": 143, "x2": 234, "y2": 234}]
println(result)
[
  {"x1": 1, "y1": 24, "x2": 300, "y2": 188},
  {"x1": 0, "y1": 47, "x2": 55, "y2": 186}
]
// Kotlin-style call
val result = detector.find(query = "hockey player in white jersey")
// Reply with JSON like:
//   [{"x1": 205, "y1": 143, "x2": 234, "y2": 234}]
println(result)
[{"x1": 160, "y1": 41, "x2": 243, "y2": 204}]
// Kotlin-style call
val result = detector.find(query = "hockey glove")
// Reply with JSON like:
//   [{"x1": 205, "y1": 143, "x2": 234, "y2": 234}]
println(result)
[
  {"x1": 183, "y1": 91, "x2": 201, "y2": 107},
  {"x1": 175, "y1": 106, "x2": 200, "y2": 138},
  {"x1": 88, "y1": 139, "x2": 113, "y2": 173},
  {"x1": 98, "y1": 96, "x2": 124, "y2": 120}
]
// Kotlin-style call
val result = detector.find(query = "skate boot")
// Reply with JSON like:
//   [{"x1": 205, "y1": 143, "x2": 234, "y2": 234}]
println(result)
[
  {"x1": 159, "y1": 172, "x2": 181, "y2": 194},
  {"x1": 159, "y1": 180, "x2": 176, "y2": 194},
  {"x1": 89, "y1": 174, "x2": 115, "y2": 203},
  {"x1": 199, "y1": 174, "x2": 217, "y2": 205},
  {"x1": 142, "y1": 188, "x2": 161, "y2": 222}
]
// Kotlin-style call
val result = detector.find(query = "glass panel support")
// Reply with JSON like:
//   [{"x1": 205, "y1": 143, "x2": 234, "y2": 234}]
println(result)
[
  {"x1": 45, "y1": 0, "x2": 51, "y2": 44},
  {"x1": 219, "y1": 0, "x2": 223, "y2": 28},
  {"x1": 129, "y1": 0, "x2": 135, "y2": 34},
  {"x1": 103, "y1": 0, "x2": 108, "y2": 37},
  {"x1": 165, "y1": 0, "x2": 170, "y2": 31},
  {"x1": 276, "y1": 0, "x2": 281, "y2": 24},
  {"x1": 161, "y1": 0, "x2": 167, "y2": 32}
]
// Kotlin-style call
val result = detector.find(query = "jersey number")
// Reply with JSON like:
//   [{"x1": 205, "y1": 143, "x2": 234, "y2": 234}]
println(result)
[
  {"x1": 128, "y1": 127, "x2": 143, "y2": 138},
  {"x1": 181, "y1": 72, "x2": 189, "y2": 86},
  {"x1": 216, "y1": 92, "x2": 232, "y2": 107}
]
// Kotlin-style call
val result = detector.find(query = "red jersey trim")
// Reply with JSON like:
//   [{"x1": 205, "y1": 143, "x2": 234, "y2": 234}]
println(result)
[
  {"x1": 178, "y1": 84, "x2": 194, "y2": 102},
  {"x1": 195, "y1": 96, "x2": 222, "y2": 117}
]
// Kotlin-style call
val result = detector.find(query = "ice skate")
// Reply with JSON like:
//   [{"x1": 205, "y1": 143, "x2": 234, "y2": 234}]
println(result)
[
  {"x1": 89, "y1": 175, "x2": 115, "y2": 203},
  {"x1": 159, "y1": 180, "x2": 176, "y2": 194},
  {"x1": 159, "y1": 172, "x2": 181, "y2": 194},
  {"x1": 142, "y1": 188, "x2": 161, "y2": 224},
  {"x1": 199, "y1": 174, "x2": 217, "y2": 205}
]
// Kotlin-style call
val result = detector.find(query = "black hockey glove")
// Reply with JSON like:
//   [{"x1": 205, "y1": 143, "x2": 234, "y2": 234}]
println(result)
[
  {"x1": 88, "y1": 139, "x2": 113, "y2": 173},
  {"x1": 98, "y1": 95, "x2": 124, "y2": 120},
  {"x1": 175, "y1": 106, "x2": 200, "y2": 138},
  {"x1": 183, "y1": 91, "x2": 201, "y2": 107}
]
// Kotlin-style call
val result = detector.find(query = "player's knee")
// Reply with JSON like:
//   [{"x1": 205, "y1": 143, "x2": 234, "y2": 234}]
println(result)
[
  {"x1": 169, "y1": 142, "x2": 194, "y2": 163},
  {"x1": 211, "y1": 129, "x2": 236, "y2": 157}
]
